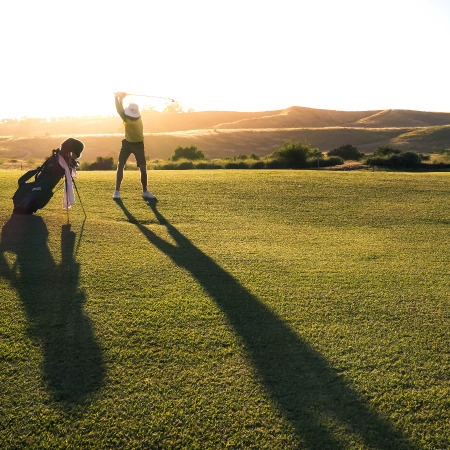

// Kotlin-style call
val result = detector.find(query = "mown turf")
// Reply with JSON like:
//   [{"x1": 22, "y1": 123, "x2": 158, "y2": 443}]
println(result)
[{"x1": 0, "y1": 169, "x2": 448, "y2": 449}]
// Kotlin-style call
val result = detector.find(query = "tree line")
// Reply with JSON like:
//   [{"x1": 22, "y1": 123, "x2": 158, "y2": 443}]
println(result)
[{"x1": 81, "y1": 141, "x2": 449, "y2": 171}]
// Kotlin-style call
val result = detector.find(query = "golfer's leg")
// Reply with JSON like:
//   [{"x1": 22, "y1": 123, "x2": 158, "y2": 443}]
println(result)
[
  {"x1": 138, "y1": 164, "x2": 148, "y2": 192},
  {"x1": 115, "y1": 162, "x2": 125, "y2": 191}
]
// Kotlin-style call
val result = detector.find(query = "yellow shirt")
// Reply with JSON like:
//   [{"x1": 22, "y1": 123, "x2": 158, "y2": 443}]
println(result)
[{"x1": 115, "y1": 98, "x2": 144, "y2": 143}]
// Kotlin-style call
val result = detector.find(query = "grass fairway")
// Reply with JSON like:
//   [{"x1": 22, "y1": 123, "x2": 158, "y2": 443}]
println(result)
[{"x1": 0, "y1": 169, "x2": 448, "y2": 449}]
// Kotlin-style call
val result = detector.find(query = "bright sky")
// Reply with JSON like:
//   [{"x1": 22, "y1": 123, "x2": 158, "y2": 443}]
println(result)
[{"x1": 1, "y1": 0, "x2": 450, "y2": 119}]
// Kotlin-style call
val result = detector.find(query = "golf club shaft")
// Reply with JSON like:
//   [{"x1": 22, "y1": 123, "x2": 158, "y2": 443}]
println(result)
[{"x1": 115, "y1": 92, "x2": 175, "y2": 102}]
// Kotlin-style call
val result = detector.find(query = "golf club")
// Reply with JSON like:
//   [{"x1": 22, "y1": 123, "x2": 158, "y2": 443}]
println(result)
[{"x1": 115, "y1": 92, "x2": 176, "y2": 102}]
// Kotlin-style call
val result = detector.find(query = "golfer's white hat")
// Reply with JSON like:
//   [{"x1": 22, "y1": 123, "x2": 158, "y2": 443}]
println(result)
[{"x1": 124, "y1": 103, "x2": 141, "y2": 118}]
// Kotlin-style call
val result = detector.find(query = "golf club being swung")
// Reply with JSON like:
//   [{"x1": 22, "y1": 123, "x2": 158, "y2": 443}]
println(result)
[{"x1": 115, "y1": 92, "x2": 176, "y2": 102}]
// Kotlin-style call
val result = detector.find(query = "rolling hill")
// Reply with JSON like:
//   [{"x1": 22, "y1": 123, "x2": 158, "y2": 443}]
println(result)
[{"x1": 1, "y1": 107, "x2": 450, "y2": 161}]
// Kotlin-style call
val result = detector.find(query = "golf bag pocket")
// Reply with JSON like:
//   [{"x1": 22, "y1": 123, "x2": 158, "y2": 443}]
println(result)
[
  {"x1": 13, "y1": 181, "x2": 35, "y2": 208},
  {"x1": 13, "y1": 182, "x2": 54, "y2": 214},
  {"x1": 12, "y1": 168, "x2": 40, "y2": 211}
]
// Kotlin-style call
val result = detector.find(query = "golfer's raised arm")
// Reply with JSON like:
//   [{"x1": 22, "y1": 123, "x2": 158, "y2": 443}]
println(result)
[{"x1": 115, "y1": 93, "x2": 127, "y2": 121}]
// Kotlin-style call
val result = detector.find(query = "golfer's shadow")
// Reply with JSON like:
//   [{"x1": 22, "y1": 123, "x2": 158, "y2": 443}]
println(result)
[
  {"x1": 0, "y1": 215, "x2": 104, "y2": 406},
  {"x1": 116, "y1": 199, "x2": 411, "y2": 449}
]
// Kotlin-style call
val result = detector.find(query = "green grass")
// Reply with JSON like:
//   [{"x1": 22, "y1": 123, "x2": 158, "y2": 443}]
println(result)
[{"x1": 0, "y1": 170, "x2": 448, "y2": 449}]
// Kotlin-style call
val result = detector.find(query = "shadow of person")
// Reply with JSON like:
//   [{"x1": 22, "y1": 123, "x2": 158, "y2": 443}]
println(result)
[
  {"x1": 0, "y1": 215, "x2": 104, "y2": 406},
  {"x1": 114, "y1": 199, "x2": 412, "y2": 449}
]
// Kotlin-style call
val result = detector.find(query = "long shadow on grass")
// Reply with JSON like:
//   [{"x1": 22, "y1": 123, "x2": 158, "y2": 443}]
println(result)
[
  {"x1": 116, "y1": 199, "x2": 412, "y2": 449},
  {"x1": 0, "y1": 215, "x2": 104, "y2": 406}
]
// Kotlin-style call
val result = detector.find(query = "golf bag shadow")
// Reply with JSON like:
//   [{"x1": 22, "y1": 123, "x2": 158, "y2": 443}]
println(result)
[{"x1": 13, "y1": 150, "x2": 66, "y2": 215}]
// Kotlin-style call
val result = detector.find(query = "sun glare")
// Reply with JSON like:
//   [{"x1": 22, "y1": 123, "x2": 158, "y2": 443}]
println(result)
[{"x1": 1, "y1": 0, "x2": 449, "y2": 119}]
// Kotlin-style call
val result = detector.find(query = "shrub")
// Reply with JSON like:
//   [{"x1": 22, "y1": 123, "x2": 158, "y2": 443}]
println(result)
[
  {"x1": 365, "y1": 151, "x2": 423, "y2": 169},
  {"x1": 311, "y1": 156, "x2": 344, "y2": 167},
  {"x1": 269, "y1": 139, "x2": 322, "y2": 169},
  {"x1": 225, "y1": 162, "x2": 249, "y2": 169},
  {"x1": 196, "y1": 162, "x2": 222, "y2": 169},
  {"x1": 399, "y1": 152, "x2": 423, "y2": 167},
  {"x1": 265, "y1": 159, "x2": 288, "y2": 169},
  {"x1": 158, "y1": 163, "x2": 178, "y2": 170},
  {"x1": 88, "y1": 156, "x2": 115, "y2": 170},
  {"x1": 250, "y1": 161, "x2": 265, "y2": 169},
  {"x1": 177, "y1": 161, "x2": 194, "y2": 170},
  {"x1": 373, "y1": 145, "x2": 402, "y2": 157},
  {"x1": 328, "y1": 144, "x2": 364, "y2": 161},
  {"x1": 171, "y1": 145, "x2": 205, "y2": 161},
  {"x1": 226, "y1": 153, "x2": 260, "y2": 161}
]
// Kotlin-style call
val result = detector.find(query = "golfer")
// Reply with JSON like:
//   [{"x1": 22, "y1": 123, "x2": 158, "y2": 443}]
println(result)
[{"x1": 113, "y1": 92, "x2": 156, "y2": 200}]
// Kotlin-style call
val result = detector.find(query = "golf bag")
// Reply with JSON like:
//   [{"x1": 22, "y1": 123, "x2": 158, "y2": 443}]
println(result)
[{"x1": 13, "y1": 150, "x2": 70, "y2": 214}]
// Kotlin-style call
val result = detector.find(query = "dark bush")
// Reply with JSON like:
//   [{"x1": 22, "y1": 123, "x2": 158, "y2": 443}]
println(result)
[
  {"x1": 365, "y1": 151, "x2": 423, "y2": 169},
  {"x1": 196, "y1": 162, "x2": 221, "y2": 169},
  {"x1": 265, "y1": 159, "x2": 288, "y2": 169},
  {"x1": 315, "y1": 156, "x2": 344, "y2": 167},
  {"x1": 328, "y1": 144, "x2": 364, "y2": 161},
  {"x1": 177, "y1": 161, "x2": 194, "y2": 170},
  {"x1": 399, "y1": 152, "x2": 422, "y2": 167},
  {"x1": 88, "y1": 156, "x2": 115, "y2": 170},
  {"x1": 159, "y1": 163, "x2": 178, "y2": 170},
  {"x1": 274, "y1": 141, "x2": 308, "y2": 168},
  {"x1": 250, "y1": 161, "x2": 265, "y2": 169},
  {"x1": 225, "y1": 162, "x2": 249, "y2": 169},
  {"x1": 373, "y1": 145, "x2": 402, "y2": 157},
  {"x1": 269, "y1": 139, "x2": 322, "y2": 168},
  {"x1": 365, "y1": 156, "x2": 388, "y2": 167},
  {"x1": 171, "y1": 145, "x2": 205, "y2": 161},
  {"x1": 227, "y1": 153, "x2": 260, "y2": 161}
]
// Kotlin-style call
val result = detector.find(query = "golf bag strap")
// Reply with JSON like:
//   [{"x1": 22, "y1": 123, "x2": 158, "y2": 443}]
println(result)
[
  {"x1": 17, "y1": 149, "x2": 59, "y2": 186},
  {"x1": 17, "y1": 169, "x2": 38, "y2": 185},
  {"x1": 32, "y1": 151, "x2": 58, "y2": 181}
]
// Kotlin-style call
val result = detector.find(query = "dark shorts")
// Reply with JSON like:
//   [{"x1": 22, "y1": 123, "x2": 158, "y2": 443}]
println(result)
[{"x1": 118, "y1": 140, "x2": 146, "y2": 166}]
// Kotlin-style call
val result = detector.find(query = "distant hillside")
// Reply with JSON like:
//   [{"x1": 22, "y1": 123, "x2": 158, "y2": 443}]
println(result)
[
  {"x1": 1, "y1": 107, "x2": 450, "y2": 160},
  {"x1": 209, "y1": 107, "x2": 379, "y2": 129},
  {"x1": 392, "y1": 125, "x2": 450, "y2": 152},
  {"x1": 354, "y1": 109, "x2": 450, "y2": 128}
]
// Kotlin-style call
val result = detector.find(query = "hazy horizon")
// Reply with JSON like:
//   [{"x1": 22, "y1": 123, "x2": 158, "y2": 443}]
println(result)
[{"x1": 2, "y1": 104, "x2": 450, "y2": 123}]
